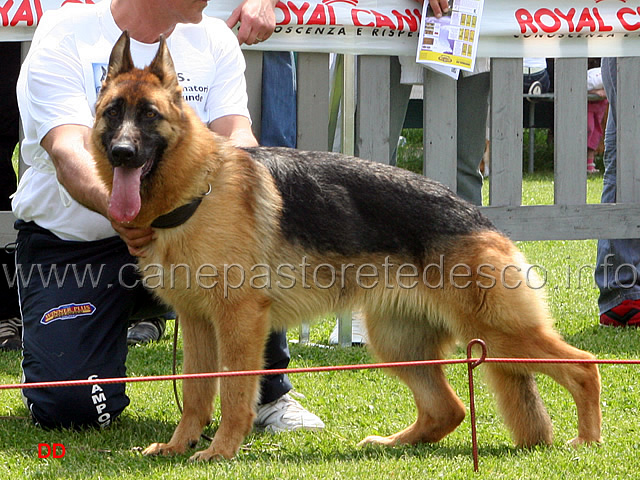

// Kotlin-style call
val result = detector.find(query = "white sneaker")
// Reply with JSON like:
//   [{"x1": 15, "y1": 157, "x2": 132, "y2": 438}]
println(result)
[
  {"x1": 254, "y1": 393, "x2": 325, "y2": 433},
  {"x1": 329, "y1": 312, "x2": 368, "y2": 345}
]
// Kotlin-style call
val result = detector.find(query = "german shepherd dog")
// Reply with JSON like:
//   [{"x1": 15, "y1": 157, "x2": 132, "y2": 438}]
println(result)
[{"x1": 92, "y1": 32, "x2": 601, "y2": 461}]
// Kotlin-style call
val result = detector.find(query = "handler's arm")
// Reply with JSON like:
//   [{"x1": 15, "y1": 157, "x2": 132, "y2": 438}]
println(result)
[
  {"x1": 41, "y1": 124, "x2": 109, "y2": 217},
  {"x1": 41, "y1": 124, "x2": 154, "y2": 256},
  {"x1": 209, "y1": 114, "x2": 259, "y2": 148}
]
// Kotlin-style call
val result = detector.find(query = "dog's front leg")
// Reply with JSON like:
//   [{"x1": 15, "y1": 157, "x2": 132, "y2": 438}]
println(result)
[
  {"x1": 189, "y1": 297, "x2": 271, "y2": 461},
  {"x1": 143, "y1": 314, "x2": 219, "y2": 457},
  {"x1": 189, "y1": 372, "x2": 262, "y2": 461}
]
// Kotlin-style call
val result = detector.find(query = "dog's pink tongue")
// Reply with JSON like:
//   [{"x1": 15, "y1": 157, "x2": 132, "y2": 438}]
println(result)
[{"x1": 109, "y1": 166, "x2": 143, "y2": 223}]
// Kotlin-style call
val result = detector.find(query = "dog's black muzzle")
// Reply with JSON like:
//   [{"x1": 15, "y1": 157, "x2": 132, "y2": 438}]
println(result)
[{"x1": 110, "y1": 142, "x2": 140, "y2": 167}]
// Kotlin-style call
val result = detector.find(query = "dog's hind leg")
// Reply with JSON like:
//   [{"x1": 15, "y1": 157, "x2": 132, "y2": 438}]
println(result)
[
  {"x1": 457, "y1": 279, "x2": 601, "y2": 448},
  {"x1": 358, "y1": 317, "x2": 466, "y2": 447},
  {"x1": 447, "y1": 234, "x2": 601, "y2": 447},
  {"x1": 482, "y1": 327, "x2": 601, "y2": 447},
  {"x1": 482, "y1": 288, "x2": 600, "y2": 447},
  {"x1": 483, "y1": 364, "x2": 553, "y2": 447},
  {"x1": 143, "y1": 313, "x2": 219, "y2": 457},
  {"x1": 540, "y1": 350, "x2": 601, "y2": 447}
]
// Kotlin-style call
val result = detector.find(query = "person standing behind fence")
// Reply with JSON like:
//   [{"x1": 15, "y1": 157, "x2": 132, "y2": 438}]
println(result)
[
  {"x1": 329, "y1": 0, "x2": 491, "y2": 344},
  {"x1": 402, "y1": 0, "x2": 490, "y2": 207},
  {"x1": 225, "y1": 0, "x2": 325, "y2": 432},
  {"x1": 594, "y1": 57, "x2": 640, "y2": 327},
  {"x1": 586, "y1": 59, "x2": 607, "y2": 174}
]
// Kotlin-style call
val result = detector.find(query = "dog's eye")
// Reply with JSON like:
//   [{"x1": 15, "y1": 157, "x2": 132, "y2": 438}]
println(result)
[
  {"x1": 145, "y1": 110, "x2": 158, "y2": 119},
  {"x1": 106, "y1": 107, "x2": 119, "y2": 118}
]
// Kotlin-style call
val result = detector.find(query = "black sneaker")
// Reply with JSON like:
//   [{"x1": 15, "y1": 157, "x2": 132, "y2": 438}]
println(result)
[
  {"x1": 0, "y1": 317, "x2": 22, "y2": 351},
  {"x1": 127, "y1": 317, "x2": 166, "y2": 345}
]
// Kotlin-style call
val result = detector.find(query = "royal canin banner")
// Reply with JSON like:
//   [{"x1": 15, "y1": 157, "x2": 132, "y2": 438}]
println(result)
[{"x1": 0, "y1": 0, "x2": 638, "y2": 57}]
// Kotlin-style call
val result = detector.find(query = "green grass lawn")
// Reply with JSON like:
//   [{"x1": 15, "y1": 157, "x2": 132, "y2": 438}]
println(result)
[{"x1": 2, "y1": 149, "x2": 639, "y2": 479}]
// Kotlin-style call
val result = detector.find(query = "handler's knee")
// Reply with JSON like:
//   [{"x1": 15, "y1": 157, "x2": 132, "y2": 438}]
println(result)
[{"x1": 23, "y1": 382, "x2": 129, "y2": 430}]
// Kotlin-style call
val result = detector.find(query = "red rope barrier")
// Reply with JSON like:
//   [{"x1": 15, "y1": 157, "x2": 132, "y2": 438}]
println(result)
[
  {"x1": 4, "y1": 356, "x2": 637, "y2": 391},
  {"x1": 3, "y1": 340, "x2": 636, "y2": 472},
  {"x1": 2, "y1": 358, "x2": 473, "y2": 391}
]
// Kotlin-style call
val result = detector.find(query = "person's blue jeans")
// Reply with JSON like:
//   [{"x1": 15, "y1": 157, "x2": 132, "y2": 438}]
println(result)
[
  {"x1": 257, "y1": 51, "x2": 296, "y2": 402},
  {"x1": 594, "y1": 57, "x2": 640, "y2": 314},
  {"x1": 260, "y1": 51, "x2": 297, "y2": 148}
]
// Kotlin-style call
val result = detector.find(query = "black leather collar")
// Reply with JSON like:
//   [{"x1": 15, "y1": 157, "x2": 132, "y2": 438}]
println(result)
[{"x1": 150, "y1": 184, "x2": 211, "y2": 229}]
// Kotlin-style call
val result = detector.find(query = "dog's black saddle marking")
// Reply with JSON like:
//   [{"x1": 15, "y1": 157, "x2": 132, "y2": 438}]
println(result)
[{"x1": 245, "y1": 147, "x2": 496, "y2": 259}]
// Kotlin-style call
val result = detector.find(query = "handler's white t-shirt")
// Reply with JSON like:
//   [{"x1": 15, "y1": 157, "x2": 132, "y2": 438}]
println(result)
[{"x1": 13, "y1": 0, "x2": 250, "y2": 241}]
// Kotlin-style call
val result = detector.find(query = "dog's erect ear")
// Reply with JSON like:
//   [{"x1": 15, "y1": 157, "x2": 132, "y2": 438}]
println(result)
[
  {"x1": 148, "y1": 35, "x2": 179, "y2": 90},
  {"x1": 106, "y1": 31, "x2": 134, "y2": 81}
]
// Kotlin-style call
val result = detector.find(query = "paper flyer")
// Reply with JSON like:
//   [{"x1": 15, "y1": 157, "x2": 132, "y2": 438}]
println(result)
[{"x1": 416, "y1": 0, "x2": 484, "y2": 79}]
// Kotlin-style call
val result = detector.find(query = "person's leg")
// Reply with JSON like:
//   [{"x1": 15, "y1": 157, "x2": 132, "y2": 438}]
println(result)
[
  {"x1": 254, "y1": 52, "x2": 324, "y2": 430},
  {"x1": 586, "y1": 104, "x2": 599, "y2": 173},
  {"x1": 260, "y1": 51, "x2": 297, "y2": 148},
  {"x1": 587, "y1": 100, "x2": 607, "y2": 152},
  {"x1": 254, "y1": 329, "x2": 324, "y2": 432},
  {"x1": 456, "y1": 72, "x2": 490, "y2": 206},
  {"x1": 257, "y1": 51, "x2": 297, "y2": 402},
  {"x1": 16, "y1": 222, "x2": 142, "y2": 428},
  {"x1": 259, "y1": 330, "x2": 293, "y2": 403},
  {"x1": 587, "y1": 99, "x2": 607, "y2": 173},
  {"x1": 587, "y1": 105, "x2": 597, "y2": 152},
  {"x1": 594, "y1": 58, "x2": 640, "y2": 324},
  {"x1": 388, "y1": 56, "x2": 413, "y2": 166}
]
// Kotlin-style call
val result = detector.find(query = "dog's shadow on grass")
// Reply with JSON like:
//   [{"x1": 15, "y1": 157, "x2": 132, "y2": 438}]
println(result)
[
  {"x1": 237, "y1": 440, "x2": 519, "y2": 465},
  {"x1": 131, "y1": 417, "x2": 521, "y2": 466},
  {"x1": 121, "y1": 425, "x2": 520, "y2": 467}
]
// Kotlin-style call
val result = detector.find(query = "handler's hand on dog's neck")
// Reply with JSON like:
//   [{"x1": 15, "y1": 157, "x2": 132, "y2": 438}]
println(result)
[{"x1": 111, "y1": 221, "x2": 154, "y2": 258}]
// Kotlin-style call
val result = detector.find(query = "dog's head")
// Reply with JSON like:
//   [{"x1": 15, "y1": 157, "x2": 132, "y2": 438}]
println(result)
[{"x1": 92, "y1": 31, "x2": 186, "y2": 224}]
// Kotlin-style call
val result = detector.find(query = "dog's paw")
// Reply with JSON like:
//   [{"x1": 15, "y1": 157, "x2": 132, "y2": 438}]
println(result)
[
  {"x1": 567, "y1": 436, "x2": 602, "y2": 448},
  {"x1": 188, "y1": 448, "x2": 234, "y2": 462},
  {"x1": 142, "y1": 442, "x2": 187, "y2": 457},
  {"x1": 357, "y1": 435, "x2": 395, "y2": 447}
]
